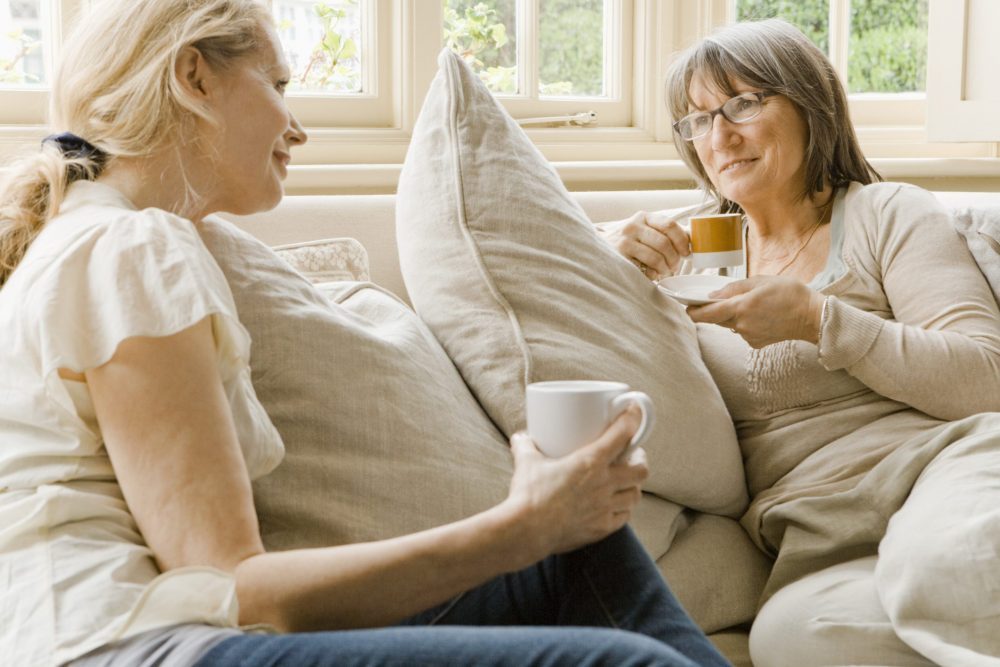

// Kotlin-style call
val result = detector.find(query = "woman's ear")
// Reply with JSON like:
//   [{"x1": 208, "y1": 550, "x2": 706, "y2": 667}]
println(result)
[{"x1": 174, "y1": 46, "x2": 215, "y2": 103}]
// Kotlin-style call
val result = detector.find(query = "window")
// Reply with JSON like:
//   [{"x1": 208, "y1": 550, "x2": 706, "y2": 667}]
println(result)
[
  {"x1": 736, "y1": 0, "x2": 928, "y2": 94},
  {"x1": 1, "y1": 0, "x2": 49, "y2": 87},
  {"x1": 274, "y1": 0, "x2": 361, "y2": 93},
  {"x1": 442, "y1": 0, "x2": 630, "y2": 126},
  {"x1": 270, "y1": 0, "x2": 394, "y2": 128}
]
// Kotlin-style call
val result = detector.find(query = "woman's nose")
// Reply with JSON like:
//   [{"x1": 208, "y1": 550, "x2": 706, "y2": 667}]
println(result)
[
  {"x1": 709, "y1": 113, "x2": 740, "y2": 151},
  {"x1": 287, "y1": 112, "x2": 308, "y2": 146}
]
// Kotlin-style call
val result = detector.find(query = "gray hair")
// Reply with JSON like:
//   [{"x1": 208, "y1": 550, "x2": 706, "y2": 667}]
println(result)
[{"x1": 665, "y1": 18, "x2": 881, "y2": 213}]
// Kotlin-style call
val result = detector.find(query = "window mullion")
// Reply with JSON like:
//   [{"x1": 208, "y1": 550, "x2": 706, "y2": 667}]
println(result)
[
  {"x1": 829, "y1": 0, "x2": 850, "y2": 83},
  {"x1": 602, "y1": 0, "x2": 619, "y2": 101},
  {"x1": 361, "y1": 0, "x2": 379, "y2": 97},
  {"x1": 519, "y1": 0, "x2": 538, "y2": 100}
]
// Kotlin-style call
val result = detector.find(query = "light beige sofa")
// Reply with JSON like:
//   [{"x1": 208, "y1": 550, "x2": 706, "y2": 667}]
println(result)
[{"x1": 223, "y1": 188, "x2": 1000, "y2": 667}]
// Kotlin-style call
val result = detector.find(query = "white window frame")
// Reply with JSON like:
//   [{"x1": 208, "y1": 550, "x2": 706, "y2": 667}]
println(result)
[{"x1": 926, "y1": 0, "x2": 1000, "y2": 142}]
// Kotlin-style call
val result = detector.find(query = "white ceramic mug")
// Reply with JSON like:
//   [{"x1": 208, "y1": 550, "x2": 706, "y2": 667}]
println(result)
[{"x1": 526, "y1": 380, "x2": 655, "y2": 458}]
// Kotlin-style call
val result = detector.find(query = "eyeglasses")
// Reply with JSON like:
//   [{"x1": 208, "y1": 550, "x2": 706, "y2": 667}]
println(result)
[{"x1": 673, "y1": 92, "x2": 775, "y2": 141}]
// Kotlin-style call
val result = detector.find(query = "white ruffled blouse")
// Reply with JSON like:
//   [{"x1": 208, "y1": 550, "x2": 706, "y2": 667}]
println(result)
[{"x1": 0, "y1": 181, "x2": 284, "y2": 666}]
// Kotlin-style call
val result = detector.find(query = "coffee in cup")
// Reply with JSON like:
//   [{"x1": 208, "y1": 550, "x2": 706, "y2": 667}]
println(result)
[
  {"x1": 689, "y1": 213, "x2": 744, "y2": 269},
  {"x1": 526, "y1": 380, "x2": 654, "y2": 458}
]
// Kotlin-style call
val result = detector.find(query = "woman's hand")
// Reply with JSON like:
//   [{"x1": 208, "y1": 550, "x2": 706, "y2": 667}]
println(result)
[
  {"x1": 686, "y1": 275, "x2": 826, "y2": 349},
  {"x1": 601, "y1": 211, "x2": 691, "y2": 280},
  {"x1": 505, "y1": 406, "x2": 649, "y2": 559}
]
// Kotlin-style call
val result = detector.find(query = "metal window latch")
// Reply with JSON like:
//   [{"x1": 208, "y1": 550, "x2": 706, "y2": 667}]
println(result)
[{"x1": 516, "y1": 111, "x2": 598, "y2": 127}]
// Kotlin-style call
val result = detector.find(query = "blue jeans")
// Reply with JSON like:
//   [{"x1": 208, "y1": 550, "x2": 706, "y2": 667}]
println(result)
[{"x1": 195, "y1": 527, "x2": 729, "y2": 666}]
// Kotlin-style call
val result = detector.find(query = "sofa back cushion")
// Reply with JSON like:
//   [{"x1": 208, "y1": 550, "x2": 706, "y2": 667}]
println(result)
[
  {"x1": 395, "y1": 49, "x2": 747, "y2": 517},
  {"x1": 199, "y1": 217, "x2": 513, "y2": 549}
]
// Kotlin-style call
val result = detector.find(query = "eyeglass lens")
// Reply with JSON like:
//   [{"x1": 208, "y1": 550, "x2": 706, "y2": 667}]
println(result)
[{"x1": 677, "y1": 93, "x2": 764, "y2": 141}]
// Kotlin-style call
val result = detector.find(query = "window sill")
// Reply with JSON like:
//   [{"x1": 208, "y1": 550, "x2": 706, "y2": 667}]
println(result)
[{"x1": 283, "y1": 157, "x2": 1000, "y2": 195}]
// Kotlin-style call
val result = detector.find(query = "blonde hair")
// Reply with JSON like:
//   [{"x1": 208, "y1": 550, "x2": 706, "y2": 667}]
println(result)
[
  {"x1": 665, "y1": 19, "x2": 881, "y2": 214},
  {"x1": 0, "y1": 0, "x2": 272, "y2": 286}
]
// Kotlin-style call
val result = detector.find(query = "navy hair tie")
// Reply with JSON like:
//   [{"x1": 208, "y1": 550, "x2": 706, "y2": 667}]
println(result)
[{"x1": 42, "y1": 132, "x2": 109, "y2": 180}]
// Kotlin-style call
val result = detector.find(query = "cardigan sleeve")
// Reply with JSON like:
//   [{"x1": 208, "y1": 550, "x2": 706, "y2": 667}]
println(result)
[{"x1": 818, "y1": 184, "x2": 1000, "y2": 420}]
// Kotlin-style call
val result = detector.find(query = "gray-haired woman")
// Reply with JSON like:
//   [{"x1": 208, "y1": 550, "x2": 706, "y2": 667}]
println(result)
[{"x1": 604, "y1": 18, "x2": 1000, "y2": 667}]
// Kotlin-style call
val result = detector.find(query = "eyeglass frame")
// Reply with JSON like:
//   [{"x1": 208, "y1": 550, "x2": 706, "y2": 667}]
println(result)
[{"x1": 672, "y1": 91, "x2": 777, "y2": 141}]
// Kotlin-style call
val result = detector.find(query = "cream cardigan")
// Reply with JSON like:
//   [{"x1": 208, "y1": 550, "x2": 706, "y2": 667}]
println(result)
[{"x1": 696, "y1": 181, "x2": 1000, "y2": 601}]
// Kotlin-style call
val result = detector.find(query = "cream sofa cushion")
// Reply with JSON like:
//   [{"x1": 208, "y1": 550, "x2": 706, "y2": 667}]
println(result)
[
  {"x1": 198, "y1": 216, "x2": 513, "y2": 550},
  {"x1": 396, "y1": 50, "x2": 747, "y2": 516}
]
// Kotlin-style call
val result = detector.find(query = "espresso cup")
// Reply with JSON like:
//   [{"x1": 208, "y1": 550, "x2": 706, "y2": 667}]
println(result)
[
  {"x1": 526, "y1": 380, "x2": 654, "y2": 458},
  {"x1": 689, "y1": 213, "x2": 744, "y2": 269}
]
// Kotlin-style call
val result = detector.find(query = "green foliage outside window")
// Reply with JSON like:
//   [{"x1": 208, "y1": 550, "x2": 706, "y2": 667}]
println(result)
[
  {"x1": 443, "y1": 0, "x2": 603, "y2": 97},
  {"x1": 443, "y1": 1, "x2": 517, "y2": 93},
  {"x1": 847, "y1": 0, "x2": 927, "y2": 93},
  {"x1": 737, "y1": 0, "x2": 830, "y2": 55},
  {"x1": 538, "y1": 0, "x2": 603, "y2": 96},
  {"x1": 737, "y1": 0, "x2": 927, "y2": 93},
  {"x1": 278, "y1": 1, "x2": 360, "y2": 92}
]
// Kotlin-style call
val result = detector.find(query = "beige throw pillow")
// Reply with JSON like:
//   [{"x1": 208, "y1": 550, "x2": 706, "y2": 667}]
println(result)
[
  {"x1": 199, "y1": 216, "x2": 513, "y2": 550},
  {"x1": 396, "y1": 50, "x2": 747, "y2": 516}
]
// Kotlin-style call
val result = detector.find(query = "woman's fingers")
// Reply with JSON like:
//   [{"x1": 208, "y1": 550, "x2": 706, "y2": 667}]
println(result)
[
  {"x1": 611, "y1": 486, "x2": 642, "y2": 513},
  {"x1": 615, "y1": 212, "x2": 691, "y2": 278},
  {"x1": 509, "y1": 431, "x2": 541, "y2": 461},
  {"x1": 577, "y1": 406, "x2": 642, "y2": 466}
]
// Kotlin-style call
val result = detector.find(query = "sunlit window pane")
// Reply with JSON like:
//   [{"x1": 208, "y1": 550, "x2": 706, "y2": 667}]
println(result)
[
  {"x1": 848, "y1": 0, "x2": 927, "y2": 92},
  {"x1": 0, "y1": 0, "x2": 49, "y2": 88},
  {"x1": 273, "y1": 0, "x2": 361, "y2": 94},
  {"x1": 443, "y1": 0, "x2": 517, "y2": 94},
  {"x1": 538, "y1": 0, "x2": 604, "y2": 97},
  {"x1": 735, "y1": 0, "x2": 830, "y2": 57}
]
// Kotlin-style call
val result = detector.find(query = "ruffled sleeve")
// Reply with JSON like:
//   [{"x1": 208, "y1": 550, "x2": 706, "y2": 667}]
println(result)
[{"x1": 31, "y1": 208, "x2": 251, "y2": 380}]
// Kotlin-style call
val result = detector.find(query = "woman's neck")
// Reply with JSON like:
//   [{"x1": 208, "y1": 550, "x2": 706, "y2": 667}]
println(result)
[
  {"x1": 97, "y1": 153, "x2": 214, "y2": 222},
  {"x1": 742, "y1": 185, "x2": 836, "y2": 281},
  {"x1": 742, "y1": 185, "x2": 834, "y2": 246}
]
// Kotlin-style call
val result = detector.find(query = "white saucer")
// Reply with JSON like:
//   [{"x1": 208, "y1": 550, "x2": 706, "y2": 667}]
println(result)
[{"x1": 656, "y1": 275, "x2": 736, "y2": 306}]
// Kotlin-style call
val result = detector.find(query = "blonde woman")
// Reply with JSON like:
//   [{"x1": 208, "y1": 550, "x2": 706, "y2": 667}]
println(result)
[
  {"x1": 605, "y1": 19, "x2": 1000, "y2": 667},
  {"x1": 0, "y1": 1, "x2": 728, "y2": 666}
]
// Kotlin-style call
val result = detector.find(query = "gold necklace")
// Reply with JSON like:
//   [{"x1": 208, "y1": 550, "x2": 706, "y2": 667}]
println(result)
[{"x1": 773, "y1": 219, "x2": 822, "y2": 276}]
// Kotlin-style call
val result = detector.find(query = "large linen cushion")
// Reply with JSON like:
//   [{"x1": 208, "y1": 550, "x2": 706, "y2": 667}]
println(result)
[
  {"x1": 396, "y1": 50, "x2": 747, "y2": 516},
  {"x1": 198, "y1": 216, "x2": 513, "y2": 549}
]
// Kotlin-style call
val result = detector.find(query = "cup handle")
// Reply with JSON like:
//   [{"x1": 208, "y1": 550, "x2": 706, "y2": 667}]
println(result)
[{"x1": 610, "y1": 391, "x2": 655, "y2": 450}]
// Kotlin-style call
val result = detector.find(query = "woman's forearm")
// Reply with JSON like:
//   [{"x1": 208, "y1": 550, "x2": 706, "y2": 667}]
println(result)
[
  {"x1": 819, "y1": 297, "x2": 1000, "y2": 420},
  {"x1": 234, "y1": 498, "x2": 540, "y2": 632}
]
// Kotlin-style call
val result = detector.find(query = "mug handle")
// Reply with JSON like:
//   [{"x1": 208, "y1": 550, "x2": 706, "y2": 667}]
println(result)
[{"x1": 610, "y1": 391, "x2": 655, "y2": 450}]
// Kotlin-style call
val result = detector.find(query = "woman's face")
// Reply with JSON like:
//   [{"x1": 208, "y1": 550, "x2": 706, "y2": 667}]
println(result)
[
  {"x1": 206, "y1": 24, "x2": 307, "y2": 215},
  {"x1": 686, "y1": 71, "x2": 809, "y2": 211}
]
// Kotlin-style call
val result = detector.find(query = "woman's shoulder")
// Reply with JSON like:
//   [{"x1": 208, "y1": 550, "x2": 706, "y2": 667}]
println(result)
[
  {"x1": 15, "y1": 182, "x2": 230, "y2": 322},
  {"x1": 843, "y1": 181, "x2": 944, "y2": 222},
  {"x1": 27, "y1": 184, "x2": 217, "y2": 286},
  {"x1": 49, "y1": 184, "x2": 199, "y2": 248}
]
